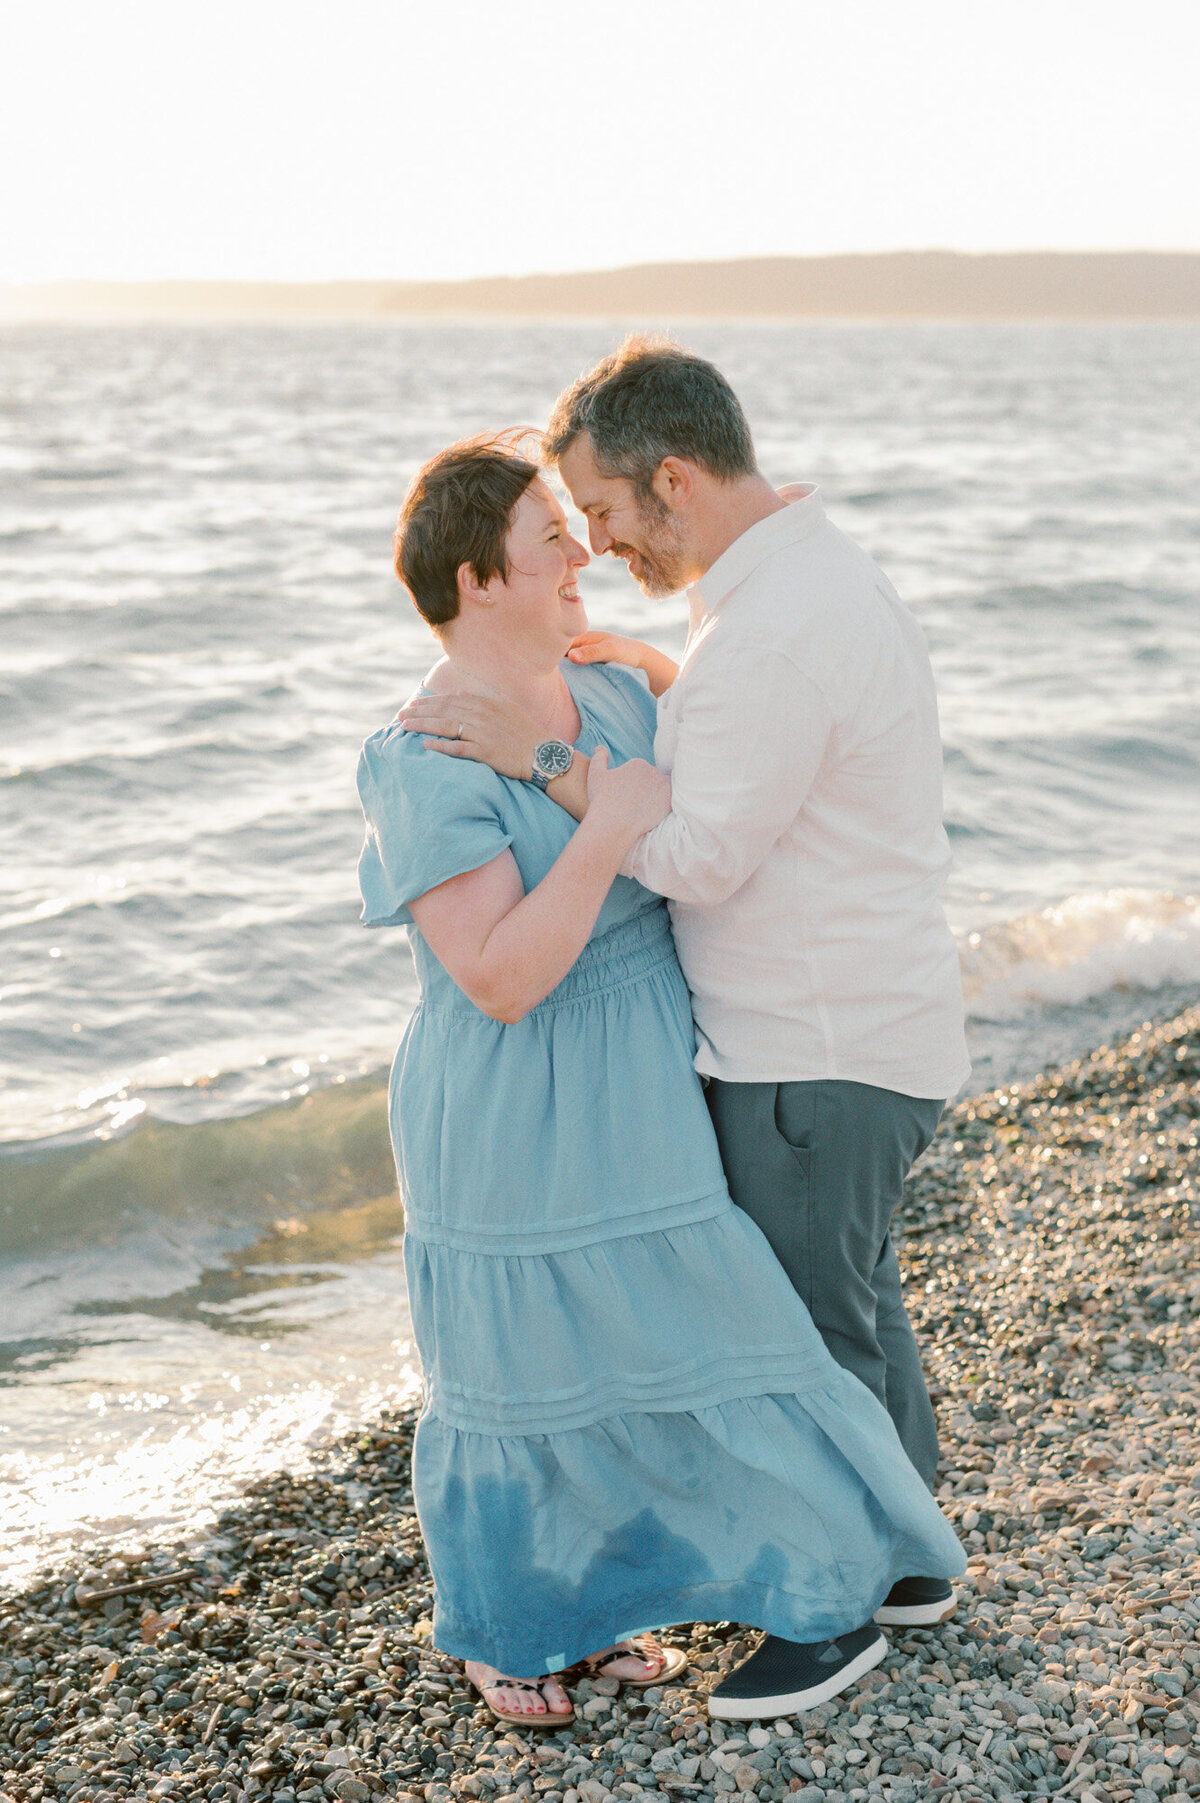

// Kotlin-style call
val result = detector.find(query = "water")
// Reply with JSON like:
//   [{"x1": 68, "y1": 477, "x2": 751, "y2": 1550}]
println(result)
[{"x1": 2, "y1": 320, "x2": 1198, "y2": 1585}]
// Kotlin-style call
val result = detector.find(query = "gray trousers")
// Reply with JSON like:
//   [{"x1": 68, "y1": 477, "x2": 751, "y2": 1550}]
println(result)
[{"x1": 705, "y1": 1077, "x2": 943, "y2": 1489}]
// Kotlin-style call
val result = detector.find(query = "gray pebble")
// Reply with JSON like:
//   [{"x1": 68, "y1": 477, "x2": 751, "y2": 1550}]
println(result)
[{"x1": 6, "y1": 1010, "x2": 1200, "y2": 1803}]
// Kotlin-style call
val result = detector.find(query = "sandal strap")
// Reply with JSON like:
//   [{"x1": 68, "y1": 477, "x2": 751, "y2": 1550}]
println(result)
[
  {"x1": 587, "y1": 1636, "x2": 661, "y2": 1670},
  {"x1": 482, "y1": 1677, "x2": 543, "y2": 1694}
]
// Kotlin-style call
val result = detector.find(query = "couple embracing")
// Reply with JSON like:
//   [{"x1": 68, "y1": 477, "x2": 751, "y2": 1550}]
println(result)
[{"x1": 356, "y1": 338, "x2": 970, "y2": 1728}]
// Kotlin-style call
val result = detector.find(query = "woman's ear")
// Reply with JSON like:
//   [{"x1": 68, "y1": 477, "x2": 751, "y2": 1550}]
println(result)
[{"x1": 456, "y1": 561, "x2": 495, "y2": 609}]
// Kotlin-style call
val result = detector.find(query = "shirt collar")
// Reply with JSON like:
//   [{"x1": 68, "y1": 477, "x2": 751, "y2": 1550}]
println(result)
[{"x1": 687, "y1": 483, "x2": 824, "y2": 620}]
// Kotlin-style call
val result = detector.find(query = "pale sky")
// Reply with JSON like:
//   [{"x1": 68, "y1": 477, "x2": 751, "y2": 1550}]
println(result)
[{"x1": 3, "y1": 0, "x2": 1197, "y2": 284}]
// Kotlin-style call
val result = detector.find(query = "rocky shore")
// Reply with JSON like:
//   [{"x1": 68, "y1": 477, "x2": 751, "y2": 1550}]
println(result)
[{"x1": 3, "y1": 1007, "x2": 1198, "y2": 1803}]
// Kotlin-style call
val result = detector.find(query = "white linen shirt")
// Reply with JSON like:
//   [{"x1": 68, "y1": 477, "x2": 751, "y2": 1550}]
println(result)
[{"x1": 625, "y1": 485, "x2": 970, "y2": 1099}]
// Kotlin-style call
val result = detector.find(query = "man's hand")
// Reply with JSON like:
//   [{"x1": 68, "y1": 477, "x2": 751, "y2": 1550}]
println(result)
[{"x1": 396, "y1": 692, "x2": 540, "y2": 779}]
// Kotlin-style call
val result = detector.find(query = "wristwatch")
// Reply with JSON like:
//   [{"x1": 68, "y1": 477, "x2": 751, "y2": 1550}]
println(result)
[{"x1": 529, "y1": 739, "x2": 574, "y2": 790}]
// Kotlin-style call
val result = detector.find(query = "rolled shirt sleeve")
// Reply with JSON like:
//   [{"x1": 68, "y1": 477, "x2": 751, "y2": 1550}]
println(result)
[{"x1": 625, "y1": 645, "x2": 835, "y2": 907}]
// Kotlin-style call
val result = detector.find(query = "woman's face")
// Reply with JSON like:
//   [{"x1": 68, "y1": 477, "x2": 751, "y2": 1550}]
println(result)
[{"x1": 487, "y1": 480, "x2": 589, "y2": 658}]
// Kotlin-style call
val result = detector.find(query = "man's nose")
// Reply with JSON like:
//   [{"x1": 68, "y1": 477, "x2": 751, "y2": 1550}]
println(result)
[{"x1": 587, "y1": 516, "x2": 612, "y2": 554}]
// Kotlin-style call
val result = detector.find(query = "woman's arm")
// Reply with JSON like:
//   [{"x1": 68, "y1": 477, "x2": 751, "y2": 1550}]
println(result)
[{"x1": 408, "y1": 749, "x2": 669, "y2": 1022}]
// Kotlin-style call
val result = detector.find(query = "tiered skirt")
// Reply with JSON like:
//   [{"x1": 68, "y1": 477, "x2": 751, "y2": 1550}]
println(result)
[{"x1": 393, "y1": 909, "x2": 964, "y2": 1672}]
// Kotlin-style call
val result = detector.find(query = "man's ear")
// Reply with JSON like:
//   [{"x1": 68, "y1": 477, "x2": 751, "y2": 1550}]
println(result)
[{"x1": 651, "y1": 457, "x2": 694, "y2": 513}]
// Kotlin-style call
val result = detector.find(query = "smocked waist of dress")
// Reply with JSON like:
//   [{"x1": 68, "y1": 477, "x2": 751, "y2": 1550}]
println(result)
[{"x1": 421, "y1": 904, "x2": 677, "y2": 1017}]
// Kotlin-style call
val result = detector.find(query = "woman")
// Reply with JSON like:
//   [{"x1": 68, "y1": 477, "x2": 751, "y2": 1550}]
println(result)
[{"x1": 357, "y1": 437, "x2": 963, "y2": 1728}]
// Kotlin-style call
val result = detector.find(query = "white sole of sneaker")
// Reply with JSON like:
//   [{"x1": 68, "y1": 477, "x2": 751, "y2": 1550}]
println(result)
[
  {"x1": 873, "y1": 1594, "x2": 957, "y2": 1627},
  {"x1": 707, "y1": 1632, "x2": 887, "y2": 1720}
]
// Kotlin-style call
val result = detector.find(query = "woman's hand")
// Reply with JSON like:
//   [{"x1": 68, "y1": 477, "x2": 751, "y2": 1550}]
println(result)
[
  {"x1": 584, "y1": 746, "x2": 671, "y2": 844},
  {"x1": 396, "y1": 692, "x2": 540, "y2": 779},
  {"x1": 567, "y1": 630, "x2": 647, "y2": 669},
  {"x1": 568, "y1": 632, "x2": 679, "y2": 697}
]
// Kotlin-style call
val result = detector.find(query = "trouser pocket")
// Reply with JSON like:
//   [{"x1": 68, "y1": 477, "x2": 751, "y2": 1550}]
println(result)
[{"x1": 773, "y1": 1079, "x2": 816, "y2": 1155}]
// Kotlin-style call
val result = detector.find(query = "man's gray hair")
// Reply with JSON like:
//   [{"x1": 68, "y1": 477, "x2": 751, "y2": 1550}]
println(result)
[{"x1": 543, "y1": 335, "x2": 757, "y2": 493}]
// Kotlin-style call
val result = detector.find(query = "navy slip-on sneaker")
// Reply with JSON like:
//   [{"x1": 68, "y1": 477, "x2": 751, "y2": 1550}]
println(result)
[
  {"x1": 707, "y1": 1625, "x2": 887, "y2": 1719},
  {"x1": 873, "y1": 1576, "x2": 957, "y2": 1626}
]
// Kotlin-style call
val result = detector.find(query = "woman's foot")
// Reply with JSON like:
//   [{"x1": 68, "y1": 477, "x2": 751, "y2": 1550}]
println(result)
[
  {"x1": 465, "y1": 1661, "x2": 573, "y2": 1727},
  {"x1": 585, "y1": 1636, "x2": 688, "y2": 1686}
]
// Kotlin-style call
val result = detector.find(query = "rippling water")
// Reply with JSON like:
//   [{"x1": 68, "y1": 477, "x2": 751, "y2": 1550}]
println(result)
[{"x1": 2, "y1": 320, "x2": 1198, "y2": 1582}]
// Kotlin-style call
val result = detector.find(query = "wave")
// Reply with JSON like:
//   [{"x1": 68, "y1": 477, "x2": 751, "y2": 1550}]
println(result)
[
  {"x1": 27, "y1": 464, "x2": 130, "y2": 485},
  {"x1": 959, "y1": 887, "x2": 1200, "y2": 1020},
  {"x1": 0, "y1": 1076, "x2": 397, "y2": 1262}
]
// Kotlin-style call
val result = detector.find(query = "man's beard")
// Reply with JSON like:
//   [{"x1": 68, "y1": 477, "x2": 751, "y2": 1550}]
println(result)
[{"x1": 614, "y1": 493, "x2": 689, "y2": 598}]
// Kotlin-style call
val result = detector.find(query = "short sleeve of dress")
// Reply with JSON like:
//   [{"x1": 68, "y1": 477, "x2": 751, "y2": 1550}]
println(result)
[{"x1": 357, "y1": 724, "x2": 514, "y2": 928}]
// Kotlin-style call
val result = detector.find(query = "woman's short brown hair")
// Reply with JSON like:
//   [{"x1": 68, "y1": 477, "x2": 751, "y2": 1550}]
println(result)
[{"x1": 394, "y1": 434, "x2": 540, "y2": 632}]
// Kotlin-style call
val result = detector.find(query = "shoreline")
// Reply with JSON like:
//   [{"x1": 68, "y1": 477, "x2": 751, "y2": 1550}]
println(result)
[{"x1": 3, "y1": 1006, "x2": 1197, "y2": 1803}]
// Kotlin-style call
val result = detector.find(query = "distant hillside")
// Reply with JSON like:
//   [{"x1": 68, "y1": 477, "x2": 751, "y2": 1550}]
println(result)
[{"x1": 3, "y1": 251, "x2": 1198, "y2": 321}]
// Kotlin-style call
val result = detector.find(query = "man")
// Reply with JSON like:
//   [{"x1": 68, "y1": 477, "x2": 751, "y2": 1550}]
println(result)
[{"x1": 402, "y1": 338, "x2": 971, "y2": 1716}]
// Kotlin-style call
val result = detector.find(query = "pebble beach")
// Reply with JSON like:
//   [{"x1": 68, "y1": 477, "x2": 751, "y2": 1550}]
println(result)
[{"x1": 3, "y1": 1005, "x2": 1197, "y2": 1803}]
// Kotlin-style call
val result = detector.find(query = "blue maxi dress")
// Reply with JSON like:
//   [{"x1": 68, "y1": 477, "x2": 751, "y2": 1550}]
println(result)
[{"x1": 357, "y1": 661, "x2": 963, "y2": 1676}]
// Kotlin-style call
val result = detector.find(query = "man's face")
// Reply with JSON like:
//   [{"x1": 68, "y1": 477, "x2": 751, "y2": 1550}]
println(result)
[{"x1": 557, "y1": 435, "x2": 691, "y2": 599}]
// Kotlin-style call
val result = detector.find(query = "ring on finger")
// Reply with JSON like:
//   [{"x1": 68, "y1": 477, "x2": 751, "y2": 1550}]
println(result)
[{"x1": 456, "y1": 722, "x2": 464, "y2": 740}]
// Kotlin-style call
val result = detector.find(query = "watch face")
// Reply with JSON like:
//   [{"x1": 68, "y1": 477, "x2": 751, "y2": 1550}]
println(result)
[{"x1": 534, "y1": 740, "x2": 574, "y2": 779}]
